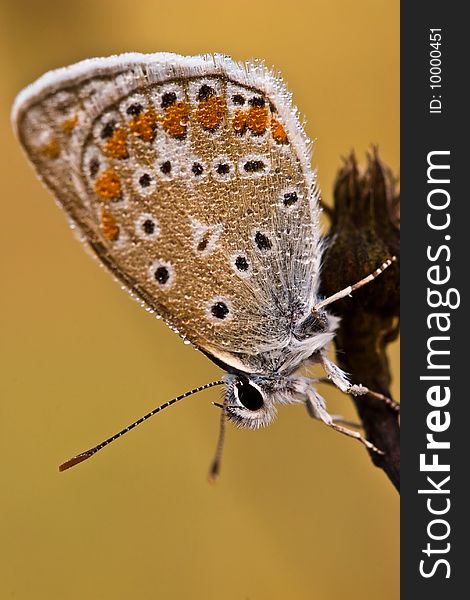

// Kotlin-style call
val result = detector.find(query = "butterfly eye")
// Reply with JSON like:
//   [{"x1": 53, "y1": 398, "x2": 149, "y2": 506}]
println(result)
[
  {"x1": 226, "y1": 378, "x2": 275, "y2": 430},
  {"x1": 235, "y1": 379, "x2": 264, "y2": 411}
]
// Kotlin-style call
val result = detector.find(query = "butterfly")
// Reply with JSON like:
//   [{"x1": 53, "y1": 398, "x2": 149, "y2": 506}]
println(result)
[{"x1": 12, "y1": 53, "x2": 395, "y2": 477}]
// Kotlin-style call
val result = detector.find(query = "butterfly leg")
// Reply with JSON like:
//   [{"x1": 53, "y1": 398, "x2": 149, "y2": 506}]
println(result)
[
  {"x1": 330, "y1": 415, "x2": 363, "y2": 429},
  {"x1": 298, "y1": 377, "x2": 351, "y2": 422},
  {"x1": 305, "y1": 387, "x2": 383, "y2": 455},
  {"x1": 308, "y1": 400, "x2": 362, "y2": 428},
  {"x1": 326, "y1": 422, "x2": 384, "y2": 455},
  {"x1": 319, "y1": 352, "x2": 400, "y2": 413}
]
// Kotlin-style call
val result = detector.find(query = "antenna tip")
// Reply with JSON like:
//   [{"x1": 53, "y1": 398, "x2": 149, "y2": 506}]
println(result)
[
  {"x1": 207, "y1": 473, "x2": 219, "y2": 485},
  {"x1": 59, "y1": 452, "x2": 93, "y2": 472},
  {"x1": 207, "y1": 462, "x2": 220, "y2": 485}
]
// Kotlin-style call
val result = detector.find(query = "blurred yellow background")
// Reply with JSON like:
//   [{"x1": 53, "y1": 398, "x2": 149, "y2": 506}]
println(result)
[{"x1": 0, "y1": 1, "x2": 399, "y2": 599}]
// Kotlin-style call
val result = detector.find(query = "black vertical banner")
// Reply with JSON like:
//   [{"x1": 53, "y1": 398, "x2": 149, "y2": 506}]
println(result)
[{"x1": 401, "y1": 3, "x2": 467, "y2": 598}]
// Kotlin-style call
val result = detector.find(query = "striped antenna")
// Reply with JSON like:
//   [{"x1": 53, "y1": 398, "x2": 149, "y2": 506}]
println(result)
[
  {"x1": 314, "y1": 256, "x2": 397, "y2": 311},
  {"x1": 59, "y1": 380, "x2": 225, "y2": 472}
]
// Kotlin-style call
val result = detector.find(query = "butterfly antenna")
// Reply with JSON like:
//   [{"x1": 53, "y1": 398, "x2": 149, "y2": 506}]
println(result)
[
  {"x1": 59, "y1": 380, "x2": 225, "y2": 472},
  {"x1": 314, "y1": 256, "x2": 396, "y2": 311},
  {"x1": 208, "y1": 400, "x2": 227, "y2": 484}
]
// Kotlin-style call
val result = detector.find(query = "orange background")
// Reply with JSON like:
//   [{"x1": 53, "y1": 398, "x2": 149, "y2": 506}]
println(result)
[{"x1": 0, "y1": 1, "x2": 399, "y2": 598}]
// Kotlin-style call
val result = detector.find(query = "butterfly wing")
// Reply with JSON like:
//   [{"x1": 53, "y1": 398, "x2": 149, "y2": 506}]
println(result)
[{"x1": 13, "y1": 53, "x2": 321, "y2": 370}]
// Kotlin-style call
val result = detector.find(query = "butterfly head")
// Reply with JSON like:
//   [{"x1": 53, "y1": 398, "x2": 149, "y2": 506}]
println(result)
[{"x1": 223, "y1": 373, "x2": 295, "y2": 429}]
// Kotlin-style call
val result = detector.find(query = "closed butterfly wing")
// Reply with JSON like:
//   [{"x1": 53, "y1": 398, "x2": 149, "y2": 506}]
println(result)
[{"x1": 13, "y1": 53, "x2": 322, "y2": 372}]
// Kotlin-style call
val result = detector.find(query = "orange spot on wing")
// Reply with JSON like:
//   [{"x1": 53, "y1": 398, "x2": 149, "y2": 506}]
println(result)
[
  {"x1": 160, "y1": 102, "x2": 190, "y2": 139},
  {"x1": 103, "y1": 127, "x2": 128, "y2": 159},
  {"x1": 129, "y1": 109, "x2": 158, "y2": 142},
  {"x1": 100, "y1": 209, "x2": 120, "y2": 241},
  {"x1": 62, "y1": 115, "x2": 78, "y2": 134},
  {"x1": 246, "y1": 106, "x2": 269, "y2": 135},
  {"x1": 232, "y1": 109, "x2": 247, "y2": 134},
  {"x1": 271, "y1": 117, "x2": 288, "y2": 144},
  {"x1": 40, "y1": 137, "x2": 60, "y2": 159},
  {"x1": 195, "y1": 96, "x2": 225, "y2": 131},
  {"x1": 95, "y1": 169, "x2": 122, "y2": 201}
]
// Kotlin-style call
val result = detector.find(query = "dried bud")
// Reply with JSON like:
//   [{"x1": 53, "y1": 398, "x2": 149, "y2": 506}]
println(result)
[
  {"x1": 321, "y1": 148, "x2": 400, "y2": 317},
  {"x1": 320, "y1": 148, "x2": 400, "y2": 490}
]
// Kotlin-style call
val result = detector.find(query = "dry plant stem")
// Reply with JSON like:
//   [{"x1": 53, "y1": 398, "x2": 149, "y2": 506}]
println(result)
[{"x1": 320, "y1": 149, "x2": 400, "y2": 491}]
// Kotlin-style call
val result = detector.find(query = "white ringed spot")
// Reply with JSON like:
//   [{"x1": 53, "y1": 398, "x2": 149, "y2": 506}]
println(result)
[
  {"x1": 132, "y1": 168, "x2": 157, "y2": 196},
  {"x1": 188, "y1": 157, "x2": 208, "y2": 182},
  {"x1": 188, "y1": 78, "x2": 223, "y2": 104},
  {"x1": 251, "y1": 229, "x2": 274, "y2": 253},
  {"x1": 136, "y1": 213, "x2": 160, "y2": 240},
  {"x1": 205, "y1": 296, "x2": 233, "y2": 323},
  {"x1": 230, "y1": 252, "x2": 252, "y2": 278},
  {"x1": 212, "y1": 156, "x2": 234, "y2": 182},
  {"x1": 279, "y1": 187, "x2": 303, "y2": 210},
  {"x1": 83, "y1": 145, "x2": 103, "y2": 182},
  {"x1": 149, "y1": 259, "x2": 175, "y2": 290},
  {"x1": 238, "y1": 154, "x2": 271, "y2": 178},
  {"x1": 155, "y1": 158, "x2": 175, "y2": 181},
  {"x1": 189, "y1": 217, "x2": 222, "y2": 256},
  {"x1": 119, "y1": 93, "x2": 147, "y2": 120},
  {"x1": 92, "y1": 110, "x2": 122, "y2": 143},
  {"x1": 155, "y1": 84, "x2": 185, "y2": 110}
]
